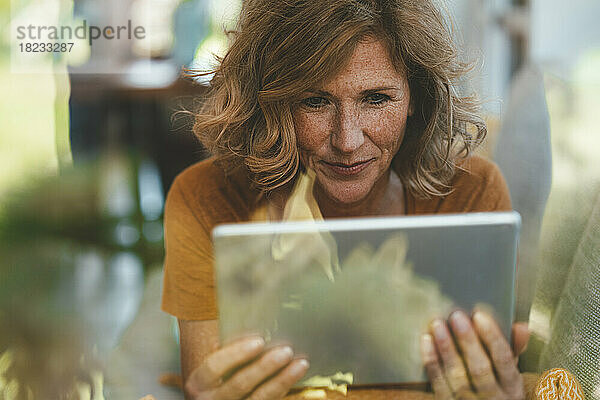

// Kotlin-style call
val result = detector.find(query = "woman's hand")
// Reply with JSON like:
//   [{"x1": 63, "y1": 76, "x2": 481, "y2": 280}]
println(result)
[
  {"x1": 184, "y1": 336, "x2": 309, "y2": 400},
  {"x1": 421, "y1": 310, "x2": 529, "y2": 400}
]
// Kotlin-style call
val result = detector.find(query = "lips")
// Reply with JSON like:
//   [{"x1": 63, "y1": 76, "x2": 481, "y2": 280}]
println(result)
[{"x1": 321, "y1": 158, "x2": 374, "y2": 176}]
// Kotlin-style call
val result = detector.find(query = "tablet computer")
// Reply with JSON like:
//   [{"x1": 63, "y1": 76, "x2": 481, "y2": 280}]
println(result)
[{"x1": 213, "y1": 211, "x2": 520, "y2": 386}]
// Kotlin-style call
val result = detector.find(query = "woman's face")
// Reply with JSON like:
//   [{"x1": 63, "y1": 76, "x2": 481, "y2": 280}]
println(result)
[{"x1": 293, "y1": 37, "x2": 412, "y2": 205}]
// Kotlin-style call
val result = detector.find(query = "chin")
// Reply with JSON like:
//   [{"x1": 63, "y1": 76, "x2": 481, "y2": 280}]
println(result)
[{"x1": 318, "y1": 178, "x2": 374, "y2": 205}]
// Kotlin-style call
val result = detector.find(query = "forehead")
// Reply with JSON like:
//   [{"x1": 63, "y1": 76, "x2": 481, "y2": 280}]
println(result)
[{"x1": 319, "y1": 37, "x2": 407, "y2": 92}]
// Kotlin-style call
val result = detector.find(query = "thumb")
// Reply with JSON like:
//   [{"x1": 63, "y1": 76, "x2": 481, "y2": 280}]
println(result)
[{"x1": 512, "y1": 322, "x2": 530, "y2": 356}]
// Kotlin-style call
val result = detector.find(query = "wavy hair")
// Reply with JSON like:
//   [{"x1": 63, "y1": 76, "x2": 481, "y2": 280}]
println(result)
[{"x1": 187, "y1": 0, "x2": 486, "y2": 198}]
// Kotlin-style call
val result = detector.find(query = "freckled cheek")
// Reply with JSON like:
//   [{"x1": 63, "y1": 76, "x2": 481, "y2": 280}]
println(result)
[
  {"x1": 366, "y1": 115, "x2": 408, "y2": 154},
  {"x1": 293, "y1": 113, "x2": 332, "y2": 151}
]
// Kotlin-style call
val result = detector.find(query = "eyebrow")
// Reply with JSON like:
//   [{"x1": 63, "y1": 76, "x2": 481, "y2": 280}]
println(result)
[{"x1": 307, "y1": 87, "x2": 404, "y2": 96}]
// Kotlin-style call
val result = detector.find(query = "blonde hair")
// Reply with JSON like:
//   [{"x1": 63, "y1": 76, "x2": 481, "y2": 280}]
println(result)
[{"x1": 187, "y1": 0, "x2": 485, "y2": 198}]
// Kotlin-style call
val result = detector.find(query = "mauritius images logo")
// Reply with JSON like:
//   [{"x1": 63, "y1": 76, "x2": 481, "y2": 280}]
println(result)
[{"x1": 15, "y1": 19, "x2": 146, "y2": 46}]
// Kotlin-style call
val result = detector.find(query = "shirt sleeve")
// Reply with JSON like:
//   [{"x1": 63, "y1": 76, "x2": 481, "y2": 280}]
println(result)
[{"x1": 161, "y1": 176, "x2": 219, "y2": 321}]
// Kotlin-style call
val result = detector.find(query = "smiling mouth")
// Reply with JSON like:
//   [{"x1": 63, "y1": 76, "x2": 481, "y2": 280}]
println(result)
[{"x1": 321, "y1": 159, "x2": 374, "y2": 176}]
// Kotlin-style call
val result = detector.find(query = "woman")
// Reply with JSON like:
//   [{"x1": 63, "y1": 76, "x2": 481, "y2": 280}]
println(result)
[{"x1": 162, "y1": 0, "x2": 529, "y2": 398}]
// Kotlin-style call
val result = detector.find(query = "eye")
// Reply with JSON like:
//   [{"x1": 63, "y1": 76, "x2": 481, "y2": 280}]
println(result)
[
  {"x1": 364, "y1": 93, "x2": 391, "y2": 105},
  {"x1": 301, "y1": 96, "x2": 329, "y2": 109}
]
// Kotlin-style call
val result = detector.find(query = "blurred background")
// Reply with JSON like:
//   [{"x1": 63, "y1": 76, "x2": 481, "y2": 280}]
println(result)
[{"x1": 0, "y1": 0, "x2": 599, "y2": 398}]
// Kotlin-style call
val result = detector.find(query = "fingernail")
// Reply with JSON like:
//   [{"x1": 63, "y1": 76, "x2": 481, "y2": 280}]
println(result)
[
  {"x1": 420, "y1": 334, "x2": 435, "y2": 362},
  {"x1": 431, "y1": 319, "x2": 448, "y2": 340},
  {"x1": 245, "y1": 337, "x2": 265, "y2": 352},
  {"x1": 289, "y1": 359, "x2": 310, "y2": 376},
  {"x1": 272, "y1": 346, "x2": 294, "y2": 363},
  {"x1": 451, "y1": 311, "x2": 471, "y2": 334},
  {"x1": 473, "y1": 311, "x2": 491, "y2": 328}
]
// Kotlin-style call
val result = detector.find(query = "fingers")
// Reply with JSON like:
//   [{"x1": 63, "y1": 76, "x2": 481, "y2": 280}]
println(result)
[
  {"x1": 449, "y1": 311, "x2": 501, "y2": 397},
  {"x1": 186, "y1": 339, "x2": 308, "y2": 400},
  {"x1": 249, "y1": 359, "x2": 310, "y2": 400},
  {"x1": 215, "y1": 346, "x2": 294, "y2": 399},
  {"x1": 430, "y1": 319, "x2": 472, "y2": 396},
  {"x1": 420, "y1": 333, "x2": 453, "y2": 400},
  {"x1": 512, "y1": 322, "x2": 530, "y2": 356},
  {"x1": 188, "y1": 336, "x2": 265, "y2": 391},
  {"x1": 425, "y1": 312, "x2": 525, "y2": 400},
  {"x1": 473, "y1": 311, "x2": 524, "y2": 399}
]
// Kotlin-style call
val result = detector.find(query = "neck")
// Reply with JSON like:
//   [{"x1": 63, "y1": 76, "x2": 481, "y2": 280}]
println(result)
[{"x1": 314, "y1": 170, "x2": 405, "y2": 219}]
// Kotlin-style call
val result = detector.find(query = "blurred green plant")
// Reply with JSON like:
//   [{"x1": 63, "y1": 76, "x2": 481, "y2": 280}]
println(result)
[
  {"x1": 219, "y1": 232, "x2": 454, "y2": 384},
  {"x1": 0, "y1": 155, "x2": 164, "y2": 399}
]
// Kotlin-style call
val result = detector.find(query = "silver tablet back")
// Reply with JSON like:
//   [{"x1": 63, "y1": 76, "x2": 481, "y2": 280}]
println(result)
[{"x1": 213, "y1": 212, "x2": 521, "y2": 385}]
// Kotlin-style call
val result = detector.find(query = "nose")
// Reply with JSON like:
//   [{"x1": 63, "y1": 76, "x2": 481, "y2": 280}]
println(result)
[{"x1": 331, "y1": 105, "x2": 364, "y2": 153}]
